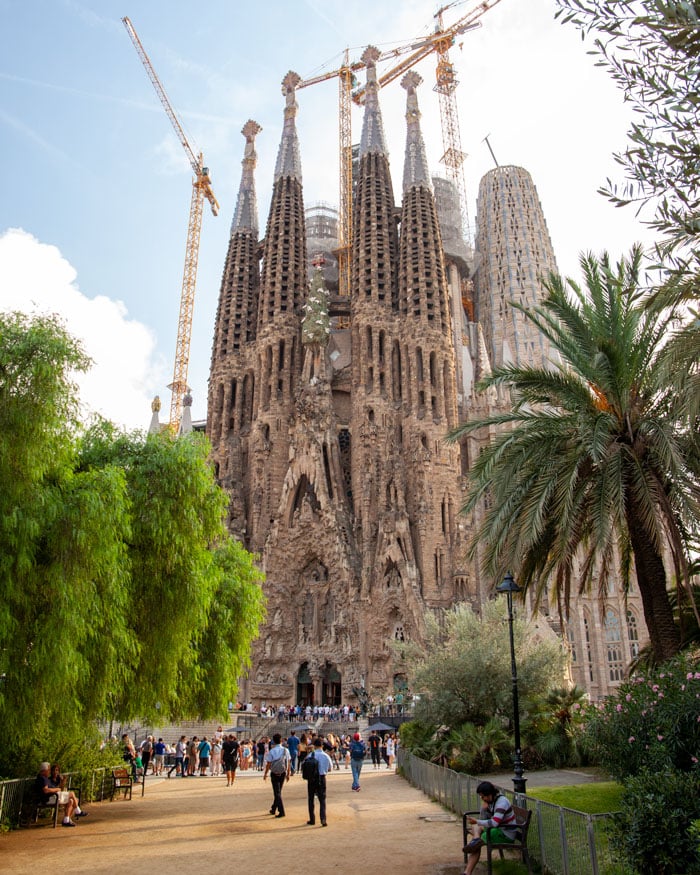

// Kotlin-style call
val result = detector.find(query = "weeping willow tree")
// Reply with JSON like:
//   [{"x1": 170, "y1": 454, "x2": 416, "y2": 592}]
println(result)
[{"x1": 0, "y1": 312, "x2": 265, "y2": 775}]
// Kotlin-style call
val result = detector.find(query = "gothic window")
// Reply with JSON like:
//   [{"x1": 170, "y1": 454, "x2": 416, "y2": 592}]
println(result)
[
  {"x1": 604, "y1": 609, "x2": 624, "y2": 682},
  {"x1": 394, "y1": 625, "x2": 405, "y2": 642},
  {"x1": 583, "y1": 614, "x2": 594, "y2": 683},
  {"x1": 627, "y1": 611, "x2": 640, "y2": 658},
  {"x1": 416, "y1": 347, "x2": 424, "y2": 382},
  {"x1": 338, "y1": 428, "x2": 353, "y2": 505},
  {"x1": 322, "y1": 443, "x2": 334, "y2": 500},
  {"x1": 566, "y1": 624, "x2": 577, "y2": 663}
]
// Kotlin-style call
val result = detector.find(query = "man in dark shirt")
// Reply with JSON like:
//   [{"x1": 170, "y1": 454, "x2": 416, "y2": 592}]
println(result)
[
  {"x1": 368, "y1": 731, "x2": 382, "y2": 768},
  {"x1": 222, "y1": 734, "x2": 240, "y2": 786},
  {"x1": 34, "y1": 762, "x2": 85, "y2": 827}
]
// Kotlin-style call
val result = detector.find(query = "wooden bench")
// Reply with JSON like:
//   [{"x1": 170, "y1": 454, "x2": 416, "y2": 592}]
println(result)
[
  {"x1": 462, "y1": 804, "x2": 533, "y2": 874},
  {"x1": 110, "y1": 767, "x2": 133, "y2": 801},
  {"x1": 21, "y1": 794, "x2": 60, "y2": 828}
]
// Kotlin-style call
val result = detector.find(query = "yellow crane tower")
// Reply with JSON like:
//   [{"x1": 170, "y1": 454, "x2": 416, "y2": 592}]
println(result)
[
  {"x1": 299, "y1": 0, "x2": 502, "y2": 306},
  {"x1": 353, "y1": 0, "x2": 504, "y2": 243},
  {"x1": 298, "y1": 51, "x2": 364, "y2": 312},
  {"x1": 122, "y1": 16, "x2": 219, "y2": 431}
]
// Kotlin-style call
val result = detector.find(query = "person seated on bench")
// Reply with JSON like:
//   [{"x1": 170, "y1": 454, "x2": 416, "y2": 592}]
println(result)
[
  {"x1": 463, "y1": 781, "x2": 518, "y2": 875},
  {"x1": 34, "y1": 762, "x2": 86, "y2": 827}
]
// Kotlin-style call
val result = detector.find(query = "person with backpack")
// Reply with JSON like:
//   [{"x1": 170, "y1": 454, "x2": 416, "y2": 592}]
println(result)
[
  {"x1": 263, "y1": 733, "x2": 291, "y2": 818},
  {"x1": 303, "y1": 736, "x2": 332, "y2": 827},
  {"x1": 349, "y1": 731, "x2": 366, "y2": 792}
]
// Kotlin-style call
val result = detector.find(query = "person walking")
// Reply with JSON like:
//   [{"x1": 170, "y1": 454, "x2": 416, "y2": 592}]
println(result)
[
  {"x1": 349, "y1": 732, "x2": 366, "y2": 792},
  {"x1": 263, "y1": 733, "x2": 291, "y2": 818},
  {"x1": 169, "y1": 736, "x2": 187, "y2": 778},
  {"x1": 305, "y1": 736, "x2": 333, "y2": 827},
  {"x1": 222, "y1": 734, "x2": 239, "y2": 786}
]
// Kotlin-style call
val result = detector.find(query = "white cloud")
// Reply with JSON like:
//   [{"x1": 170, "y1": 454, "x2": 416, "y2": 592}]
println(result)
[{"x1": 0, "y1": 228, "x2": 166, "y2": 431}]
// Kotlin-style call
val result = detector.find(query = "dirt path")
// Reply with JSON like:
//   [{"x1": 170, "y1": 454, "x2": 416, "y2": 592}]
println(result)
[{"x1": 0, "y1": 766, "x2": 473, "y2": 874}]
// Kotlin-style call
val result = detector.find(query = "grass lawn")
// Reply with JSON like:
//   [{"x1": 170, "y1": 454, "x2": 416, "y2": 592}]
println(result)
[{"x1": 527, "y1": 781, "x2": 623, "y2": 813}]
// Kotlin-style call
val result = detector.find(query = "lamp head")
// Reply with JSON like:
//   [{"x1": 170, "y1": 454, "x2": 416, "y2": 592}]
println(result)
[{"x1": 496, "y1": 572, "x2": 522, "y2": 595}]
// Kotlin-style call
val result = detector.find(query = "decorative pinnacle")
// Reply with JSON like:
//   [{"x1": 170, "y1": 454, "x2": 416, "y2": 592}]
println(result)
[
  {"x1": 242, "y1": 119, "x2": 262, "y2": 144},
  {"x1": 359, "y1": 46, "x2": 388, "y2": 157},
  {"x1": 231, "y1": 119, "x2": 261, "y2": 235},
  {"x1": 401, "y1": 70, "x2": 431, "y2": 193},
  {"x1": 274, "y1": 72, "x2": 303, "y2": 182}
]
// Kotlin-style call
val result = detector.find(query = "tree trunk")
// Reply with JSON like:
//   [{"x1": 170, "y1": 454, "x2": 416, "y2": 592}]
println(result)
[{"x1": 626, "y1": 504, "x2": 681, "y2": 663}]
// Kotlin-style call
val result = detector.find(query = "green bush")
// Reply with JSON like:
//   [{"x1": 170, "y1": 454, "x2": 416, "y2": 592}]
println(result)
[
  {"x1": 584, "y1": 653, "x2": 700, "y2": 780},
  {"x1": 608, "y1": 768, "x2": 700, "y2": 875}
]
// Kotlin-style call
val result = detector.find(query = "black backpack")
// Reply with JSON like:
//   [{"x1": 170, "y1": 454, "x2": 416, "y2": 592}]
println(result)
[{"x1": 301, "y1": 752, "x2": 319, "y2": 784}]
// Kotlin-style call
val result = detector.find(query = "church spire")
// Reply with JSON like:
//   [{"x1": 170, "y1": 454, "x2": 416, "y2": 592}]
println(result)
[
  {"x1": 258, "y1": 71, "x2": 307, "y2": 330},
  {"x1": 231, "y1": 119, "x2": 261, "y2": 237},
  {"x1": 211, "y1": 120, "x2": 262, "y2": 360},
  {"x1": 401, "y1": 71, "x2": 432, "y2": 194},
  {"x1": 398, "y1": 72, "x2": 450, "y2": 334},
  {"x1": 352, "y1": 47, "x2": 398, "y2": 310},
  {"x1": 359, "y1": 46, "x2": 388, "y2": 157},
  {"x1": 274, "y1": 71, "x2": 303, "y2": 183}
]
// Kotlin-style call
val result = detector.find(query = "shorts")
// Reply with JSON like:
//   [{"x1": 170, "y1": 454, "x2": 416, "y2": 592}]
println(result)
[
  {"x1": 56, "y1": 791, "x2": 70, "y2": 805},
  {"x1": 199, "y1": 757, "x2": 210, "y2": 768},
  {"x1": 484, "y1": 827, "x2": 516, "y2": 845}
]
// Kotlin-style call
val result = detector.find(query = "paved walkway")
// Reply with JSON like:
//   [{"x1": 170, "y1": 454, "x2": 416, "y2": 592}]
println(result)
[
  {"x1": 0, "y1": 765, "x2": 603, "y2": 874},
  {"x1": 0, "y1": 766, "x2": 467, "y2": 875}
]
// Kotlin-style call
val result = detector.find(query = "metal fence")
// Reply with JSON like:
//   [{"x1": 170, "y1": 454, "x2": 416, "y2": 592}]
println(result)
[
  {"x1": 398, "y1": 750, "x2": 618, "y2": 875},
  {"x1": 0, "y1": 768, "x2": 114, "y2": 828}
]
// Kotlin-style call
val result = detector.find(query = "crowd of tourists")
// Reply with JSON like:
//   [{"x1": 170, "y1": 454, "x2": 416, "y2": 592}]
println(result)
[{"x1": 120, "y1": 725, "x2": 398, "y2": 782}]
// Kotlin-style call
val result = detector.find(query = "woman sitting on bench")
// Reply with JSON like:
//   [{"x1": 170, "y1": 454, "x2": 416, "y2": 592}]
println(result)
[{"x1": 34, "y1": 762, "x2": 87, "y2": 827}]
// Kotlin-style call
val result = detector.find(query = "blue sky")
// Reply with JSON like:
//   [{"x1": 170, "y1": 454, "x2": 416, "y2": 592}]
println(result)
[{"x1": 0, "y1": 0, "x2": 651, "y2": 429}]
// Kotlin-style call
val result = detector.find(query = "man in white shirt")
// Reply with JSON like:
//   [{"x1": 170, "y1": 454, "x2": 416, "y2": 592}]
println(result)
[
  {"x1": 306, "y1": 736, "x2": 333, "y2": 827},
  {"x1": 263, "y1": 733, "x2": 290, "y2": 818}
]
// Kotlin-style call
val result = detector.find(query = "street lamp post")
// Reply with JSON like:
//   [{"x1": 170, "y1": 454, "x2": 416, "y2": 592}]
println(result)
[{"x1": 496, "y1": 572, "x2": 527, "y2": 795}]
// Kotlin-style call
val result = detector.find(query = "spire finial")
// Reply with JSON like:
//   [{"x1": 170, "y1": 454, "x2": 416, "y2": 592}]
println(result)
[
  {"x1": 401, "y1": 70, "x2": 432, "y2": 193},
  {"x1": 359, "y1": 46, "x2": 388, "y2": 157},
  {"x1": 274, "y1": 71, "x2": 303, "y2": 182},
  {"x1": 231, "y1": 119, "x2": 262, "y2": 236}
]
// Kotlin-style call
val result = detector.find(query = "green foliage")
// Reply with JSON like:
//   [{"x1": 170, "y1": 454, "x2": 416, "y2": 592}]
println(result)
[
  {"x1": 609, "y1": 768, "x2": 700, "y2": 875},
  {"x1": 301, "y1": 268, "x2": 330, "y2": 347},
  {"x1": 0, "y1": 313, "x2": 265, "y2": 776},
  {"x1": 397, "y1": 720, "x2": 437, "y2": 760},
  {"x1": 449, "y1": 248, "x2": 699, "y2": 663},
  {"x1": 528, "y1": 781, "x2": 623, "y2": 814},
  {"x1": 524, "y1": 686, "x2": 590, "y2": 768},
  {"x1": 398, "y1": 601, "x2": 565, "y2": 731},
  {"x1": 584, "y1": 653, "x2": 700, "y2": 781},
  {"x1": 556, "y1": 0, "x2": 700, "y2": 270},
  {"x1": 447, "y1": 718, "x2": 511, "y2": 773}
]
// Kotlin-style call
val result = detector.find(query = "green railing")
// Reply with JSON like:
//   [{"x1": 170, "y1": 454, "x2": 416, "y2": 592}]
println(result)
[{"x1": 398, "y1": 749, "x2": 618, "y2": 875}]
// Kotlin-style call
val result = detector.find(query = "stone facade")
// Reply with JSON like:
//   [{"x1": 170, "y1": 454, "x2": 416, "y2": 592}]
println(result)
[{"x1": 207, "y1": 57, "x2": 648, "y2": 708}]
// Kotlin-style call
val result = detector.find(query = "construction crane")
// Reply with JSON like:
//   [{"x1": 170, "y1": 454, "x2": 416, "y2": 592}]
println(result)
[
  {"x1": 353, "y1": 0, "x2": 504, "y2": 244},
  {"x1": 299, "y1": 51, "x2": 364, "y2": 310},
  {"x1": 122, "y1": 16, "x2": 219, "y2": 431}
]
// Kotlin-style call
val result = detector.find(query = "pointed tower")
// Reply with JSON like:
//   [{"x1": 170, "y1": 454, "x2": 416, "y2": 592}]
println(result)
[
  {"x1": 207, "y1": 120, "x2": 262, "y2": 541},
  {"x1": 473, "y1": 165, "x2": 558, "y2": 370},
  {"x1": 246, "y1": 72, "x2": 308, "y2": 551},
  {"x1": 395, "y1": 71, "x2": 461, "y2": 607},
  {"x1": 352, "y1": 46, "x2": 399, "y2": 312},
  {"x1": 349, "y1": 47, "x2": 409, "y2": 632}
]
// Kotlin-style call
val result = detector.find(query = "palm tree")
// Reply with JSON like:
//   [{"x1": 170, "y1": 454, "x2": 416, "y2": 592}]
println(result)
[{"x1": 450, "y1": 247, "x2": 699, "y2": 664}]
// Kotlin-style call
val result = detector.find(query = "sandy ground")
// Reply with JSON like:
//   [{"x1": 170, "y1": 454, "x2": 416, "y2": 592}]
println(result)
[{"x1": 0, "y1": 765, "x2": 471, "y2": 875}]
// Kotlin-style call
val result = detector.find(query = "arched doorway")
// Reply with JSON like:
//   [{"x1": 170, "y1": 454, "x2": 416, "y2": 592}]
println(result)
[
  {"x1": 322, "y1": 663, "x2": 341, "y2": 706},
  {"x1": 296, "y1": 662, "x2": 314, "y2": 707}
]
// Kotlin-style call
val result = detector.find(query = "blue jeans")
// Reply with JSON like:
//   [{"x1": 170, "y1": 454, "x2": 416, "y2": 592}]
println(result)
[{"x1": 351, "y1": 758, "x2": 363, "y2": 789}]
